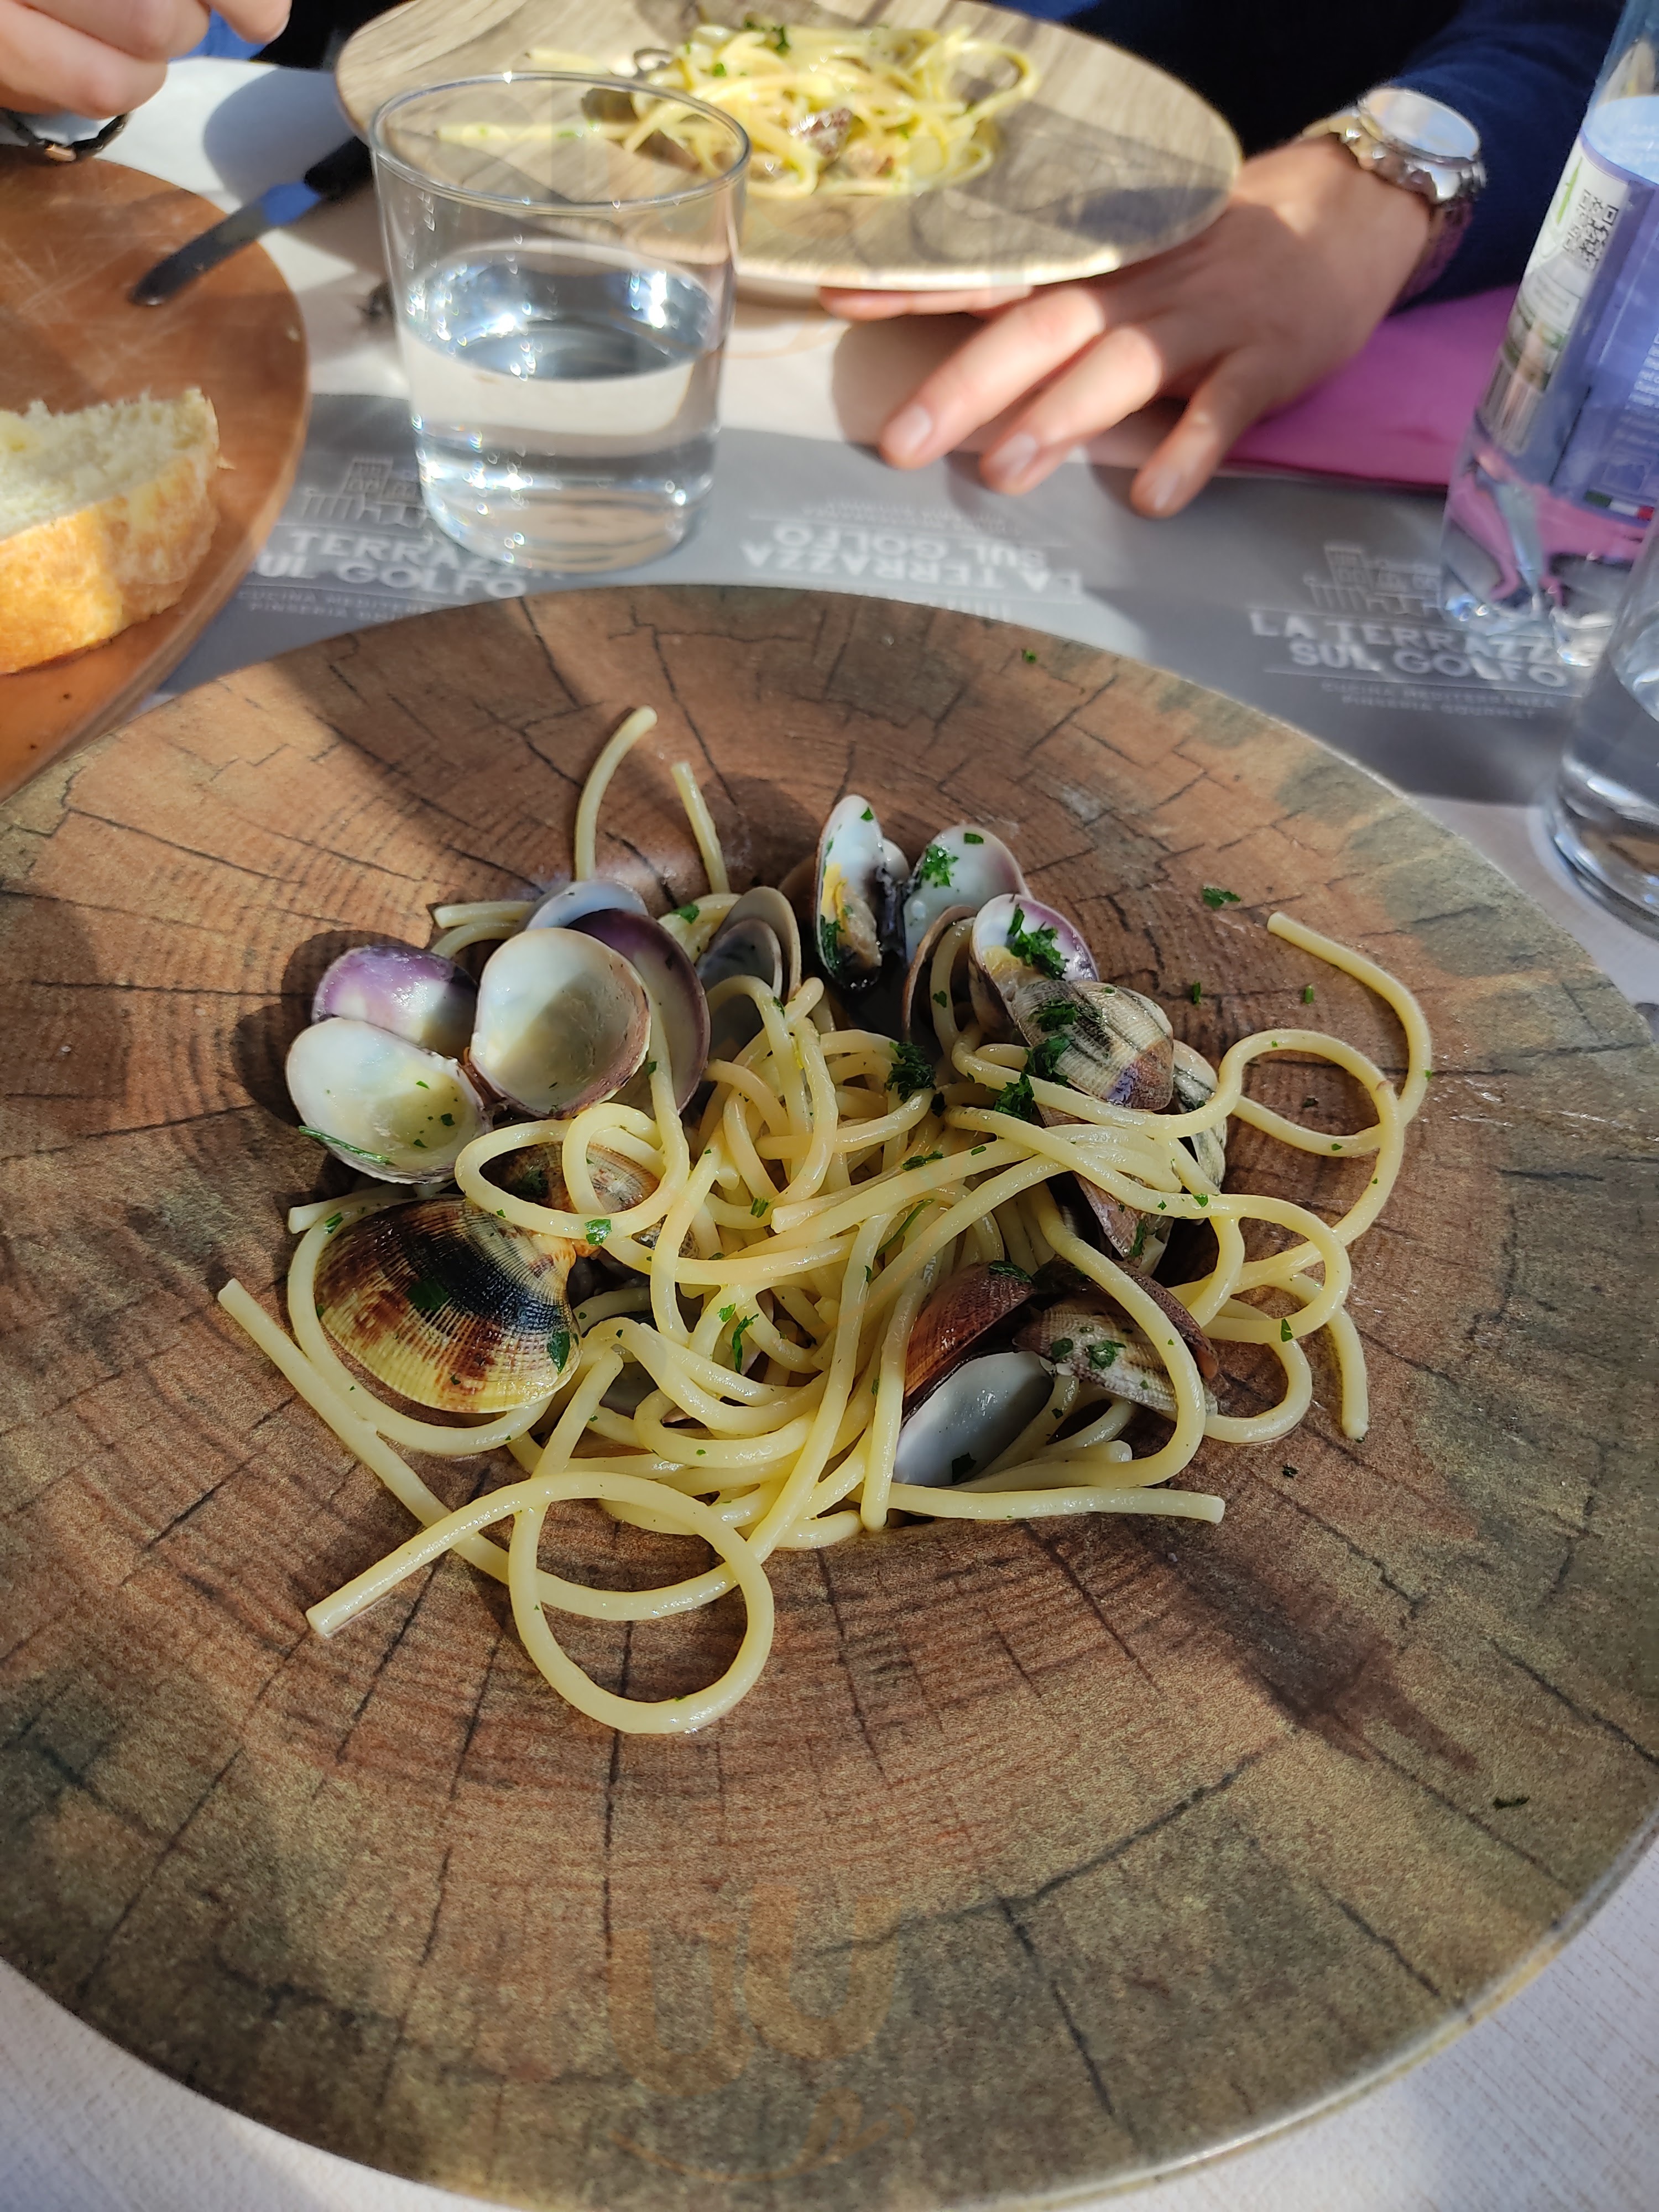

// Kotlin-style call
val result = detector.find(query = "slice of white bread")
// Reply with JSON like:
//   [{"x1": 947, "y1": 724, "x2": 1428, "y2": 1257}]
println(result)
[{"x1": 0, "y1": 391, "x2": 220, "y2": 676}]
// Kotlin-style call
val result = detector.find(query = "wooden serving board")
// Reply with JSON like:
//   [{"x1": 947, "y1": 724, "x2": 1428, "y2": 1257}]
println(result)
[
  {"x1": 2, "y1": 586, "x2": 1657, "y2": 2210},
  {"x1": 0, "y1": 158, "x2": 308, "y2": 801},
  {"x1": 336, "y1": 0, "x2": 1239, "y2": 295}
]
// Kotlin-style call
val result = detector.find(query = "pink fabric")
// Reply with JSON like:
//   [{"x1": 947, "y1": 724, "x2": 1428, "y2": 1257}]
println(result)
[{"x1": 1225, "y1": 286, "x2": 1516, "y2": 488}]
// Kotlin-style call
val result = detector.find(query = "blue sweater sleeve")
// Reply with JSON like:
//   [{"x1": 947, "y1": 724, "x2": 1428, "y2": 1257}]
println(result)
[{"x1": 1394, "y1": 0, "x2": 1621, "y2": 300}]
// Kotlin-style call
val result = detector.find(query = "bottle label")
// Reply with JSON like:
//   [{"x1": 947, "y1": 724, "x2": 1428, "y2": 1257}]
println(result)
[{"x1": 1480, "y1": 135, "x2": 1630, "y2": 450}]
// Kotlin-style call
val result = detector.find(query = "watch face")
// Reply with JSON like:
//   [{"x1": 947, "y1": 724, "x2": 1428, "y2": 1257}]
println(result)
[{"x1": 1363, "y1": 85, "x2": 1480, "y2": 163}]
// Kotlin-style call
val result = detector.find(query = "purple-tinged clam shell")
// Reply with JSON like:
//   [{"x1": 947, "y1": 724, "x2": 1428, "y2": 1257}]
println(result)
[
  {"x1": 572, "y1": 907, "x2": 711, "y2": 1111},
  {"x1": 311, "y1": 943, "x2": 477, "y2": 1059}
]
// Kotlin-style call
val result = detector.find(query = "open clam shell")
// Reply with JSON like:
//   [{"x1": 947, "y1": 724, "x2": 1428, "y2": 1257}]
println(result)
[
  {"x1": 311, "y1": 944, "x2": 477, "y2": 1059},
  {"x1": 571, "y1": 907, "x2": 709, "y2": 1111},
  {"x1": 893, "y1": 1349, "x2": 1053, "y2": 1489},
  {"x1": 314, "y1": 1196, "x2": 583, "y2": 1413},
  {"x1": 1019, "y1": 1296, "x2": 1219, "y2": 1418},
  {"x1": 901, "y1": 903, "x2": 976, "y2": 1063},
  {"x1": 969, "y1": 891, "x2": 1095, "y2": 1037},
  {"x1": 711, "y1": 886, "x2": 802, "y2": 1002},
  {"x1": 525, "y1": 878, "x2": 649, "y2": 931},
  {"x1": 285, "y1": 1018, "x2": 488, "y2": 1183},
  {"x1": 903, "y1": 1260, "x2": 1036, "y2": 1408},
  {"x1": 470, "y1": 926, "x2": 650, "y2": 1116},
  {"x1": 900, "y1": 826, "x2": 1026, "y2": 964},
  {"x1": 815, "y1": 795, "x2": 897, "y2": 993},
  {"x1": 697, "y1": 895, "x2": 791, "y2": 1065}
]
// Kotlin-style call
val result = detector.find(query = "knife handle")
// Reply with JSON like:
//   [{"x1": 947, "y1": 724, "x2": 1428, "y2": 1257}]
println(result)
[{"x1": 303, "y1": 136, "x2": 374, "y2": 201}]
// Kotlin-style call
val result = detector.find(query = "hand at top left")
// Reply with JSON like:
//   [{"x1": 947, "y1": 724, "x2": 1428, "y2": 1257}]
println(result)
[{"x1": 0, "y1": 0, "x2": 290, "y2": 119}]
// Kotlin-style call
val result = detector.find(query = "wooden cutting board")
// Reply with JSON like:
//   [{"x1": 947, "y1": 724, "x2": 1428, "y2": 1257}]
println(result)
[
  {"x1": 0, "y1": 157, "x2": 308, "y2": 800},
  {"x1": 2, "y1": 586, "x2": 1656, "y2": 2209},
  {"x1": 336, "y1": 0, "x2": 1239, "y2": 295}
]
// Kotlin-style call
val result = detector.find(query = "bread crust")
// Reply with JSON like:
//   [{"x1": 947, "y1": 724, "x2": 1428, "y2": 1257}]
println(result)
[{"x1": 0, "y1": 413, "x2": 220, "y2": 676}]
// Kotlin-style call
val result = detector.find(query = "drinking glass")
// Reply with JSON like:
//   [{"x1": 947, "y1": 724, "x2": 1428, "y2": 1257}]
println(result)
[
  {"x1": 1551, "y1": 511, "x2": 1659, "y2": 929},
  {"x1": 370, "y1": 75, "x2": 748, "y2": 573}
]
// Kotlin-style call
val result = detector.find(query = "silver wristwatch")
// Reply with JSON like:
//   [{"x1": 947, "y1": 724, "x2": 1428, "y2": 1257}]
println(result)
[{"x1": 1303, "y1": 85, "x2": 1485, "y2": 305}]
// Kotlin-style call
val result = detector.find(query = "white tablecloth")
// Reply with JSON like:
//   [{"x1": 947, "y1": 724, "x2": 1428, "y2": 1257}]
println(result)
[{"x1": 3, "y1": 58, "x2": 1655, "y2": 2212}]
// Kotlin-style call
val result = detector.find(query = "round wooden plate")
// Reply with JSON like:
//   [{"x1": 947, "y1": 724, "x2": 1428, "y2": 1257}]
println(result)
[
  {"x1": 2, "y1": 586, "x2": 1656, "y2": 2209},
  {"x1": 0, "y1": 156, "x2": 309, "y2": 801},
  {"x1": 335, "y1": 0, "x2": 1239, "y2": 296}
]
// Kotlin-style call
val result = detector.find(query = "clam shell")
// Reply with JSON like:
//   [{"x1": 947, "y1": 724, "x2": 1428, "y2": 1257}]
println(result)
[
  {"x1": 901, "y1": 904, "x2": 975, "y2": 1061},
  {"x1": 285, "y1": 1018, "x2": 488, "y2": 1184},
  {"x1": 815, "y1": 795, "x2": 896, "y2": 992},
  {"x1": 1172, "y1": 1039, "x2": 1228, "y2": 1188},
  {"x1": 311, "y1": 944, "x2": 476, "y2": 1058},
  {"x1": 697, "y1": 914, "x2": 783, "y2": 1063},
  {"x1": 1018, "y1": 1297, "x2": 1219, "y2": 1418},
  {"x1": 525, "y1": 878, "x2": 649, "y2": 931},
  {"x1": 1009, "y1": 975, "x2": 1175, "y2": 1111},
  {"x1": 470, "y1": 926, "x2": 650, "y2": 1115},
  {"x1": 893, "y1": 1349, "x2": 1053, "y2": 1489},
  {"x1": 708, "y1": 885, "x2": 802, "y2": 1001},
  {"x1": 314, "y1": 1196, "x2": 582, "y2": 1413},
  {"x1": 900, "y1": 826, "x2": 1026, "y2": 963},
  {"x1": 572, "y1": 907, "x2": 710, "y2": 1111},
  {"x1": 903, "y1": 1260, "x2": 1036, "y2": 1407}
]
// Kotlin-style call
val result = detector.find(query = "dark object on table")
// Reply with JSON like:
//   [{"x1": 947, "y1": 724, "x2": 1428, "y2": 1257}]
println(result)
[
  {"x1": 258, "y1": 0, "x2": 404, "y2": 70},
  {"x1": 129, "y1": 137, "x2": 373, "y2": 305}
]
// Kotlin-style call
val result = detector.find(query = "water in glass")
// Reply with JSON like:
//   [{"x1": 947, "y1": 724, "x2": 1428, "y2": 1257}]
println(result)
[
  {"x1": 401, "y1": 243, "x2": 723, "y2": 572},
  {"x1": 1552, "y1": 607, "x2": 1659, "y2": 925}
]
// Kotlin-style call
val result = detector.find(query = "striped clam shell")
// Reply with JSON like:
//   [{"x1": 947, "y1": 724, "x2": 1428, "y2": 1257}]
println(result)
[
  {"x1": 1018, "y1": 1296, "x2": 1219, "y2": 1420},
  {"x1": 314, "y1": 1196, "x2": 584, "y2": 1414}
]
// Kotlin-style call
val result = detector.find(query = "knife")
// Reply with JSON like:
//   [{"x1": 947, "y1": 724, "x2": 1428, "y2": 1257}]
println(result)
[{"x1": 129, "y1": 136, "x2": 373, "y2": 306}]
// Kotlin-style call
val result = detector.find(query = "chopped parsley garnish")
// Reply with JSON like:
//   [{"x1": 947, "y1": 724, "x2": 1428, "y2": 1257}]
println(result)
[
  {"x1": 932, "y1": 989, "x2": 948, "y2": 1008},
  {"x1": 676, "y1": 902, "x2": 700, "y2": 922},
  {"x1": 915, "y1": 842, "x2": 956, "y2": 889},
  {"x1": 585, "y1": 1218, "x2": 612, "y2": 1245},
  {"x1": 970, "y1": 1143, "x2": 988, "y2": 1155},
  {"x1": 818, "y1": 915, "x2": 842, "y2": 971},
  {"x1": 439, "y1": 1112, "x2": 455, "y2": 1127},
  {"x1": 1087, "y1": 1339, "x2": 1119, "y2": 1370},
  {"x1": 644, "y1": 1060, "x2": 658, "y2": 1077},
  {"x1": 1331, "y1": 1141, "x2": 1344, "y2": 1152},
  {"x1": 711, "y1": 59, "x2": 726, "y2": 74},
  {"x1": 1048, "y1": 1337, "x2": 1074, "y2": 1358},
  {"x1": 772, "y1": 23, "x2": 790, "y2": 51},
  {"x1": 1493, "y1": 1794, "x2": 1530, "y2": 1809},
  {"x1": 1127, "y1": 1217, "x2": 1150, "y2": 1260},
  {"x1": 964, "y1": 831, "x2": 984, "y2": 844},
  {"x1": 1193, "y1": 1192, "x2": 1209, "y2": 1208},
  {"x1": 1279, "y1": 1317, "x2": 1293, "y2": 1342},
  {"x1": 988, "y1": 1260, "x2": 1030, "y2": 1282},
  {"x1": 1033, "y1": 999, "x2": 1078, "y2": 1033},
  {"x1": 1202, "y1": 886, "x2": 1240, "y2": 909},
  {"x1": 1302, "y1": 983, "x2": 1316, "y2": 1004},
  {"x1": 1006, "y1": 904, "x2": 1065, "y2": 979},
  {"x1": 877, "y1": 1201, "x2": 929, "y2": 1256},
  {"x1": 901, "y1": 1150, "x2": 943, "y2": 1171},
  {"x1": 751, "y1": 1196, "x2": 770, "y2": 1218},
  {"x1": 1190, "y1": 981, "x2": 1203, "y2": 1004},
  {"x1": 1281, "y1": 1463, "x2": 1297, "y2": 1480},
  {"x1": 408, "y1": 1276, "x2": 448, "y2": 1318},
  {"x1": 730, "y1": 1312, "x2": 759, "y2": 1364},
  {"x1": 547, "y1": 1326, "x2": 571, "y2": 1368},
  {"x1": 296, "y1": 1126, "x2": 394, "y2": 1166},
  {"x1": 414, "y1": 1079, "x2": 430, "y2": 1089},
  {"x1": 1027, "y1": 1035, "x2": 1070, "y2": 1083},
  {"x1": 1021, "y1": 648, "x2": 1037, "y2": 663},
  {"x1": 859, "y1": 805, "x2": 874, "y2": 821},
  {"x1": 888, "y1": 1039, "x2": 934, "y2": 1095},
  {"x1": 991, "y1": 1068, "x2": 1039, "y2": 1121},
  {"x1": 322, "y1": 1212, "x2": 343, "y2": 1232},
  {"x1": 951, "y1": 1452, "x2": 975, "y2": 1478}
]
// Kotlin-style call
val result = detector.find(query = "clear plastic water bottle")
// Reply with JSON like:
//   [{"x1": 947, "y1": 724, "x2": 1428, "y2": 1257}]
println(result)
[{"x1": 1441, "y1": 6, "x2": 1659, "y2": 665}]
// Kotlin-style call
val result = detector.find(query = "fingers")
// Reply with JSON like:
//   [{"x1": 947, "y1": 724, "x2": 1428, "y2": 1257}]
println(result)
[
  {"x1": 216, "y1": 0, "x2": 289, "y2": 40},
  {"x1": 821, "y1": 284, "x2": 1033, "y2": 321},
  {"x1": 20, "y1": 0, "x2": 207, "y2": 67},
  {"x1": 0, "y1": 0, "x2": 169, "y2": 113},
  {"x1": 1130, "y1": 353, "x2": 1280, "y2": 518},
  {"x1": 879, "y1": 283, "x2": 1116, "y2": 468},
  {"x1": 980, "y1": 321, "x2": 1175, "y2": 493}
]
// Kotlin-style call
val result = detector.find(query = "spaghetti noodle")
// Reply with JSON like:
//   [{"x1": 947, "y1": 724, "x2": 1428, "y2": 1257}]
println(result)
[{"x1": 221, "y1": 714, "x2": 1432, "y2": 1736}]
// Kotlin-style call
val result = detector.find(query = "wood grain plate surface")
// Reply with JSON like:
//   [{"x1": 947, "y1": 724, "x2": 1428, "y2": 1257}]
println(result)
[
  {"x1": 335, "y1": 0, "x2": 1239, "y2": 295},
  {"x1": 0, "y1": 156, "x2": 308, "y2": 801},
  {"x1": 2, "y1": 585, "x2": 1657, "y2": 2210}
]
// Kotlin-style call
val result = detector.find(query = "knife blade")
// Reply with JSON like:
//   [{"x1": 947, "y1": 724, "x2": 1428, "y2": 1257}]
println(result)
[{"x1": 129, "y1": 136, "x2": 373, "y2": 306}]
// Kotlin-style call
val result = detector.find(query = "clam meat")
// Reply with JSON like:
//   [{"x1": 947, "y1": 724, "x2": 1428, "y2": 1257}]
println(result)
[
  {"x1": 815, "y1": 794, "x2": 898, "y2": 993},
  {"x1": 286, "y1": 1017, "x2": 488, "y2": 1183}
]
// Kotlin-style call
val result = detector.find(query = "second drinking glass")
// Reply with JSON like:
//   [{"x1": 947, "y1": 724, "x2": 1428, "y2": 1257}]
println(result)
[{"x1": 371, "y1": 75, "x2": 749, "y2": 573}]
